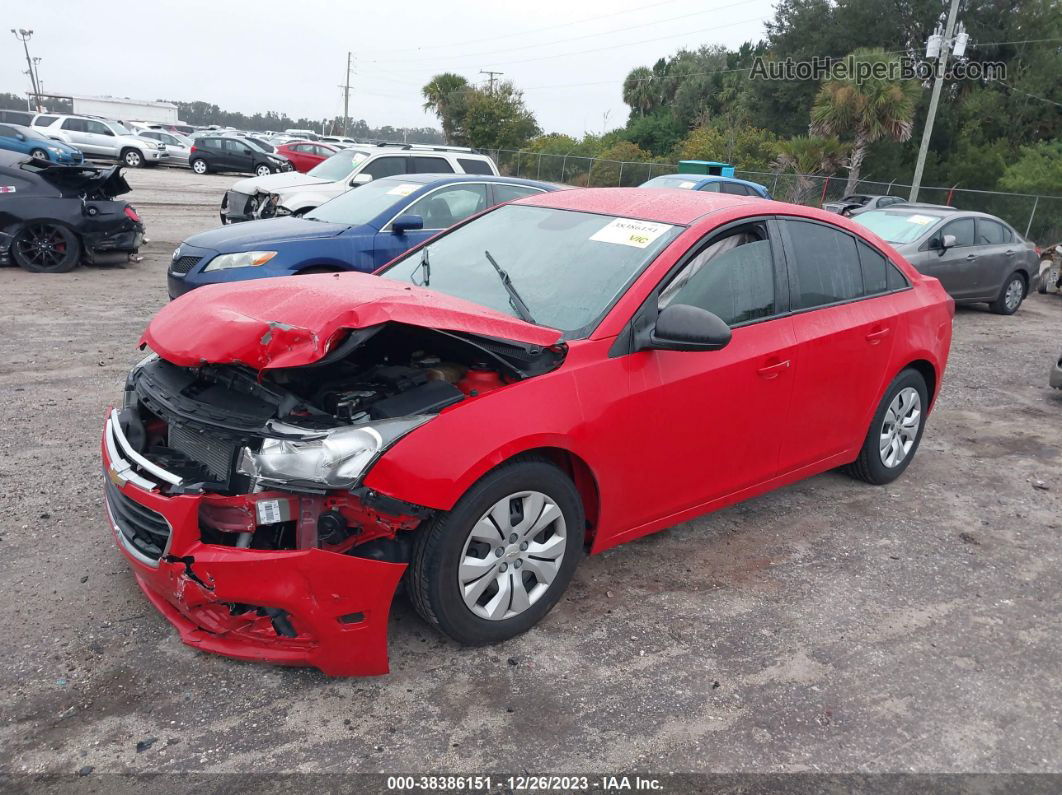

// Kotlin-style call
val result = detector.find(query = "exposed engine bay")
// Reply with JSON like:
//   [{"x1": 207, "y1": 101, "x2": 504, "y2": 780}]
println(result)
[{"x1": 111, "y1": 322, "x2": 564, "y2": 560}]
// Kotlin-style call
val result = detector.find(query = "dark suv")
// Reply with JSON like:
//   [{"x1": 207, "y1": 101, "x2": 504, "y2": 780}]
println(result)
[{"x1": 189, "y1": 136, "x2": 292, "y2": 176}]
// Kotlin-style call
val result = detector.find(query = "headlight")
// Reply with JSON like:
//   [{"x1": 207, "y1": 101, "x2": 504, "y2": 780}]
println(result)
[
  {"x1": 47, "y1": 146, "x2": 62, "y2": 154},
  {"x1": 202, "y1": 251, "x2": 278, "y2": 271},
  {"x1": 237, "y1": 418, "x2": 430, "y2": 490}
]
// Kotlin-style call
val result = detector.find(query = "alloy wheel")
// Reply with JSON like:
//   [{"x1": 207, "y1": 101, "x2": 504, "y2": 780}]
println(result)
[
  {"x1": 457, "y1": 490, "x2": 566, "y2": 621},
  {"x1": 125, "y1": 151, "x2": 141, "y2": 168},
  {"x1": 1004, "y1": 278, "x2": 1023, "y2": 312},
  {"x1": 256, "y1": 165, "x2": 271, "y2": 177},
  {"x1": 879, "y1": 387, "x2": 921, "y2": 468},
  {"x1": 14, "y1": 224, "x2": 70, "y2": 271},
  {"x1": 192, "y1": 160, "x2": 207, "y2": 174}
]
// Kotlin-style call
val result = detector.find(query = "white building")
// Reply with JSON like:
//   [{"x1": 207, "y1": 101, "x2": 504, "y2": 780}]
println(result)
[{"x1": 44, "y1": 94, "x2": 179, "y2": 124}]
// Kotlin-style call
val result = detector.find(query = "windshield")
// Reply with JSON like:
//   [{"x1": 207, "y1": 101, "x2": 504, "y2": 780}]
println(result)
[
  {"x1": 106, "y1": 120, "x2": 133, "y2": 136},
  {"x1": 642, "y1": 175, "x2": 697, "y2": 189},
  {"x1": 308, "y1": 149, "x2": 371, "y2": 181},
  {"x1": 380, "y1": 204, "x2": 682, "y2": 335},
  {"x1": 306, "y1": 178, "x2": 420, "y2": 226},
  {"x1": 854, "y1": 210, "x2": 944, "y2": 244}
]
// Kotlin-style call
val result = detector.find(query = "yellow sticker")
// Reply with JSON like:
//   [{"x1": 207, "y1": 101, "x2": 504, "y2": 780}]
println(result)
[
  {"x1": 907, "y1": 214, "x2": 935, "y2": 225},
  {"x1": 386, "y1": 184, "x2": 418, "y2": 196},
  {"x1": 678, "y1": 181, "x2": 696, "y2": 189},
  {"x1": 590, "y1": 218, "x2": 673, "y2": 249}
]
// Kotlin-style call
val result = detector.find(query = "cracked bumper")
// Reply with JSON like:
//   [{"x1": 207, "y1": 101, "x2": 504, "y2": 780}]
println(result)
[{"x1": 101, "y1": 437, "x2": 407, "y2": 677}]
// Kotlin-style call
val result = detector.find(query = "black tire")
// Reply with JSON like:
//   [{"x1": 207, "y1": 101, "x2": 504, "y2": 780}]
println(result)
[
  {"x1": 845, "y1": 368, "x2": 929, "y2": 485},
  {"x1": 29, "y1": 148, "x2": 48, "y2": 161},
  {"x1": 989, "y1": 272, "x2": 1026, "y2": 315},
  {"x1": 408, "y1": 458, "x2": 584, "y2": 646},
  {"x1": 11, "y1": 223, "x2": 80, "y2": 273},
  {"x1": 191, "y1": 158, "x2": 209, "y2": 175},
  {"x1": 121, "y1": 148, "x2": 143, "y2": 168},
  {"x1": 255, "y1": 164, "x2": 272, "y2": 177}
]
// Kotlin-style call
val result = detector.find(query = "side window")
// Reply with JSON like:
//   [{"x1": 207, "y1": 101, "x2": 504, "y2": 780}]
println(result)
[
  {"x1": 413, "y1": 156, "x2": 455, "y2": 174},
  {"x1": 33, "y1": 115, "x2": 57, "y2": 127},
  {"x1": 61, "y1": 118, "x2": 86, "y2": 132},
  {"x1": 313, "y1": 146, "x2": 332, "y2": 156},
  {"x1": 886, "y1": 261, "x2": 909, "y2": 290},
  {"x1": 405, "y1": 184, "x2": 489, "y2": 228},
  {"x1": 720, "y1": 182, "x2": 749, "y2": 196},
  {"x1": 976, "y1": 219, "x2": 1006, "y2": 245},
  {"x1": 697, "y1": 182, "x2": 721, "y2": 193},
  {"x1": 940, "y1": 218, "x2": 974, "y2": 247},
  {"x1": 361, "y1": 156, "x2": 407, "y2": 180},
  {"x1": 225, "y1": 139, "x2": 250, "y2": 154},
  {"x1": 857, "y1": 240, "x2": 889, "y2": 295},
  {"x1": 658, "y1": 222, "x2": 776, "y2": 326},
  {"x1": 493, "y1": 184, "x2": 544, "y2": 204},
  {"x1": 785, "y1": 219, "x2": 862, "y2": 309},
  {"x1": 0, "y1": 125, "x2": 15, "y2": 137},
  {"x1": 457, "y1": 157, "x2": 495, "y2": 175},
  {"x1": 86, "y1": 121, "x2": 112, "y2": 135}
]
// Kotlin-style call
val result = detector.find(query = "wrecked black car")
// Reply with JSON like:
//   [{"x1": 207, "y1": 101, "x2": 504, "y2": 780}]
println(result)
[{"x1": 0, "y1": 150, "x2": 145, "y2": 273}]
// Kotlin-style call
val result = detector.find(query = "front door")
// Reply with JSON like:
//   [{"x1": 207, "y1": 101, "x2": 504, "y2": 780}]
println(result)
[
  {"x1": 615, "y1": 218, "x2": 798, "y2": 526},
  {"x1": 918, "y1": 217, "x2": 981, "y2": 299}
]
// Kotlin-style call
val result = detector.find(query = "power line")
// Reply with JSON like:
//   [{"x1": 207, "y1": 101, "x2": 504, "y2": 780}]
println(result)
[
  {"x1": 355, "y1": 0, "x2": 687, "y2": 55},
  {"x1": 995, "y1": 78, "x2": 1062, "y2": 108}
]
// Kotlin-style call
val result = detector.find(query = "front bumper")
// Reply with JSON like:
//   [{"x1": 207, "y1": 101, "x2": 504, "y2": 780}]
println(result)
[{"x1": 101, "y1": 416, "x2": 407, "y2": 676}]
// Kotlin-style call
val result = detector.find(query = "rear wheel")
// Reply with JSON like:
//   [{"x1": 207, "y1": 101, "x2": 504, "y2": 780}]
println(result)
[
  {"x1": 408, "y1": 459, "x2": 583, "y2": 646},
  {"x1": 29, "y1": 148, "x2": 48, "y2": 161},
  {"x1": 11, "y1": 223, "x2": 80, "y2": 273},
  {"x1": 191, "y1": 158, "x2": 208, "y2": 175},
  {"x1": 990, "y1": 272, "x2": 1026, "y2": 315},
  {"x1": 121, "y1": 148, "x2": 143, "y2": 168},
  {"x1": 845, "y1": 369, "x2": 928, "y2": 485}
]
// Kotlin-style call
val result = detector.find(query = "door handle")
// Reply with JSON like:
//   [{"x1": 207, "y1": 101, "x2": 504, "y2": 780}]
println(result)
[
  {"x1": 757, "y1": 359, "x2": 791, "y2": 380},
  {"x1": 965, "y1": 254, "x2": 977, "y2": 260},
  {"x1": 865, "y1": 327, "x2": 892, "y2": 344},
  {"x1": 1004, "y1": 249, "x2": 1015, "y2": 256}
]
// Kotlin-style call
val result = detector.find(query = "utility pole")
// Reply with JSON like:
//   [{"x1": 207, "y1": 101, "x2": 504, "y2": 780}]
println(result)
[
  {"x1": 909, "y1": 0, "x2": 967, "y2": 202},
  {"x1": 11, "y1": 29, "x2": 42, "y2": 111},
  {"x1": 479, "y1": 70, "x2": 503, "y2": 94},
  {"x1": 342, "y1": 51, "x2": 353, "y2": 137}
]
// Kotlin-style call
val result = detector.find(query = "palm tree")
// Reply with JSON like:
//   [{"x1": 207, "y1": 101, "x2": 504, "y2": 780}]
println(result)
[
  {"x1": 622, "y1": 67, "x2": 655, "y2": 118},
  {"x1": 810, "y1": 48, "x2": 920, "y2": 194},
  {"x1": 773, "y1": 136, "x2": 848, "y2": 204},
  {"x1": 422, "y1": 73, "x2": 470, "y2": 144}
]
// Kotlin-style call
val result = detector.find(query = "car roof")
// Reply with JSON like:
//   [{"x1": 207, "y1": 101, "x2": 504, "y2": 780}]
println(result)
[
  {"x1": 649, "y1": 173, "x2": 768, "y2": 191},
  {"x1": 514, "y1": 186, "x2": 759, "y2": 225},
  {"x1": 373, "y1": 173, "x2": 564, "y2": 190}
]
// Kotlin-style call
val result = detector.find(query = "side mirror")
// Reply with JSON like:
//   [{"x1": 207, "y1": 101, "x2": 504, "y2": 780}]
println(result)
[
  {"x1": 243, "y1": 148, "x2": 253, "y2": 155},
  {"x1": 392, "y1": 214, "x2": 424, "y2": 234},
  {"x1": 639, "y1": 304, "x2": 732, "y2": 352},
  {"x1": 941, "y1": 234, "x2": 957, "y2": 250},
  {"x1": 350, "y1": 173, "x2": 373, "y2": 186}
]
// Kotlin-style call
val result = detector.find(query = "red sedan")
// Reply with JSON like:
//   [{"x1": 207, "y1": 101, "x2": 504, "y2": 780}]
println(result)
[
  {"x1": 102, "y1": 189, "x2": 953, "y2": 675},
  {"x1": 273, "y1": 140, "x2": 339, "y2": 173}
]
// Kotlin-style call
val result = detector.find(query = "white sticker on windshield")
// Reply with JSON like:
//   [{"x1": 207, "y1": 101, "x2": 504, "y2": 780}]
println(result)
[
  {"x1": 387, "y1": 183, "x2": 418, "y2": 196},
  {"x1": 906, "y1": 214, "x2": 935, "y2": 225},
  {"x1": 678, "y1": 181, "x2": 696, "y2": 189},
  {"x1": 591, "y1": 217, "x2": 673, "y2": 248}
]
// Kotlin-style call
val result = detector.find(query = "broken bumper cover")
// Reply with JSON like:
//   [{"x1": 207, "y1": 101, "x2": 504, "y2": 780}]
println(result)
[
  {"x1": 221, "y1": 190, "x2": 282, "y2": 224},
  {"x1": 101, "y1": 421, "x2": 407, "y2": 677}
]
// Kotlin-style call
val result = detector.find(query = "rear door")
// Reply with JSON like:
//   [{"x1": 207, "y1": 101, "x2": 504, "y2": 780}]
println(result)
[
  {"x1": 776, "y1": 218, "x2": 900, "y2": 471},
  {"x1": 974, "y1": 217, "x2": 1013, "y2": 299},
  {"x1": 59, "y1": 118, "x2": 92, "y2": 153},
  {"x1": 918, "y1": 217, "x2": 980, "y2": 299}
]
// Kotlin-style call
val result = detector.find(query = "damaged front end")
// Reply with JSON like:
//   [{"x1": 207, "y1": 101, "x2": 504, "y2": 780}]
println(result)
[
  {"x1": 221, "y1": 189, "x2": 284, "y2": 224},
  {"x1": 103, "y1": 314, "x2": 564, "y2": 675}
]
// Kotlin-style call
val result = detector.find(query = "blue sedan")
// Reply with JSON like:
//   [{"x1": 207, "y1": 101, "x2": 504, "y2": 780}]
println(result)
[
  {"x1": 0, "y1": 123, "x2": 83, "y2": 164},
  {"x1": 168, "y1": 174, "x2": 563, "y2": 298},
  {"x1": 640, "y1": 173, "x2": 771, "y2": 199}
]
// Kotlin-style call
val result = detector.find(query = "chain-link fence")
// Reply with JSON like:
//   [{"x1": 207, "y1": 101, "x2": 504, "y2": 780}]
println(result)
[{"x1": 488, "y1": 149, "x2": 1061, "y2": 245}]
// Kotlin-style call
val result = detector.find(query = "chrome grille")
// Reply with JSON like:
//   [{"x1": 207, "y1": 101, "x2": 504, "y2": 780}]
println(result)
[
  {"x1": 168, "y1": 425, "x2": 237, "y2": 479},
  {"x1": 104, "y1": 477, "x2": 171, "y2": 563},
  {"x1": 170, "y1": 255, "x2": 202, "y2": 275}
]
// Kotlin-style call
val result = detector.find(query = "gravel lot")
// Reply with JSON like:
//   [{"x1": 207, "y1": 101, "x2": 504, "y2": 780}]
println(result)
[{"x1": 1, "y1": 166, "x2": 1060, "y2": 781}]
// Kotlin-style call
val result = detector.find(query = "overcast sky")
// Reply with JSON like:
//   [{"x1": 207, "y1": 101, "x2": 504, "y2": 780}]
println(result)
[{"x1": 5, "y1": 0, "x2": 776, "y2": 135}]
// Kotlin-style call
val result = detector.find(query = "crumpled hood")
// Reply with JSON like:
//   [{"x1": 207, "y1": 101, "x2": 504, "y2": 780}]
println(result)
[
  {"x1": 38, "y1": 163, "x2": 131, "y2": 199},
  {"x1": 141, "y1": 271, "x2": 562, "y2": 370},
  {"x1": 232, "y1": 170, "x2": 328, "y2": 194},
  {"x1": 183, "y1": 217, "x2": 348, "y2": 252}
]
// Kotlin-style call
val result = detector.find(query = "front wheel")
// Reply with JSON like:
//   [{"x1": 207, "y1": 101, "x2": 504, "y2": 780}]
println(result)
[
  {"x1": 191, "y1": 158, "x2": 208, "y2": 175},
  {"x1": 408, "y1": 459, "x2": 584, "y2": 646},
  {"x1": 845, "y1": 369, "x2": 929, "y2": 485},
  {"x1": 29, "y1": 148, "x2": 48, "y2": 161},
  {"x1": 11, "y1": 223, "x2": 80, "y2": 273},
  {"x1": 255, "y1": 164, "x2": 272, "y2": 177},
  {"x1": 122, "y1": 148, "x2": 143, "y2": 168},
  {"x1": 990, "y1": 273, "x2": 1026, "y2": 315}
]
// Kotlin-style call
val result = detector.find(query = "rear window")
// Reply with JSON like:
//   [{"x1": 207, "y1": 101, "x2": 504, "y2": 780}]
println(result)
[
  {"x1": 976, "y1": 218, "x2": 1009, "y2": 245},
  {"x1": 413, "y1": 156, "x2": 455, "y2": 174},
  {"x1": 457, "y1": 157, "x2": 494, "y2": 175}
]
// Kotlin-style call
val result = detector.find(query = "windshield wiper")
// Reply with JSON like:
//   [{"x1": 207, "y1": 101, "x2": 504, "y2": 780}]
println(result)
[
  {"x1": 484, "y1": 249, "x2": 535, "y2": 325},
  {"x1": 411, "y1": 246, "x2": 430, "y2": 287}
]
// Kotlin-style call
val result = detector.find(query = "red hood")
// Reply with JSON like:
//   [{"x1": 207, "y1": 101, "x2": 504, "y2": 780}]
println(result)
[{"x1": 141, "y1": 272, "x2": 562, "y2": 370}]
